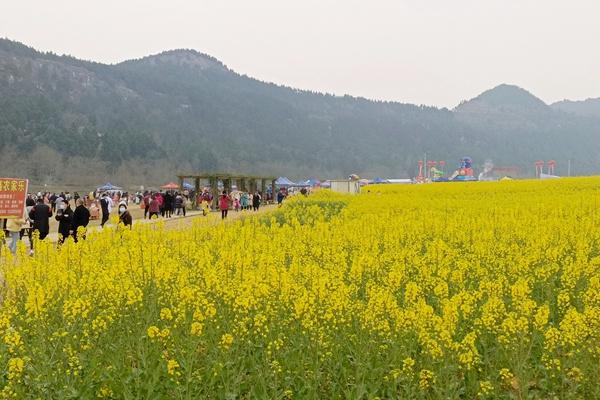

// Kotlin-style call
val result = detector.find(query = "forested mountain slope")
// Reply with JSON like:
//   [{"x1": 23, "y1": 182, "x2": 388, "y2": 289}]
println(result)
[{"x1": 1, "y1": 39, "x2": 599, "y2": 185}]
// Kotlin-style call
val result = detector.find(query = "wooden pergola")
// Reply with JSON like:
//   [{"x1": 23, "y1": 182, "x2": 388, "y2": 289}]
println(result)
[{"x1": 177, "y1": 173, "x2": 277, "y2": 209}]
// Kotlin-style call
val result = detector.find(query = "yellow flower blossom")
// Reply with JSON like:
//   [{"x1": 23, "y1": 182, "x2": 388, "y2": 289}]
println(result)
[{"x1": 0, "y1": 178, "x2": 598, "y2": 398}]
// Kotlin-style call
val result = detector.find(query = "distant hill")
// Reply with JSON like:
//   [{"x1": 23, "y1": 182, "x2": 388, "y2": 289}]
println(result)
[
  {"x1": 552, "y1": 98, "x2": 600, "y2": 118},
  {"x1": 456, "y1": 84, "x2": 550, "y2": 114},
  {"x1": 1, "y1": 38, "x2": 599, "y2": 186}
]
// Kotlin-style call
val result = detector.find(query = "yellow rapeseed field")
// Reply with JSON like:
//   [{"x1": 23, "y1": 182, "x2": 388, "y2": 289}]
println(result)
[{"x1": 1, "y1": 178, "x2": 600, "y2": 399}]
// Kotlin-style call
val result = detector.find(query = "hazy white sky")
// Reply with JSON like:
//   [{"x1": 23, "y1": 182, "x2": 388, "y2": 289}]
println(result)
[{"x1": 1, "y1": 0, "x2": 599, "y2": 107}]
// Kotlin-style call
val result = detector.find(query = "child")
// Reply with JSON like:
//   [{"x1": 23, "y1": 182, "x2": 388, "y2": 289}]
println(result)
[{"x1": 201, "y1": 199, "x2": 210, "y2": 216}]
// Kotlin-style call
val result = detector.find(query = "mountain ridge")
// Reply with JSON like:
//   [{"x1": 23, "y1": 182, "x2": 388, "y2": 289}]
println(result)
[
  {"x1": 551, "y1": 97, "x2": 600, "y2": 118},
  {"x1": 1, "y1": 38, "x2": 599, "y2": 186}
]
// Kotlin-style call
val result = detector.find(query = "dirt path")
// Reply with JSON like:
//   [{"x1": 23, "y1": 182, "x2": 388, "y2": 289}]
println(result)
[{"x1": 44, "y1": 204, "x2": 276, "y2": 242}]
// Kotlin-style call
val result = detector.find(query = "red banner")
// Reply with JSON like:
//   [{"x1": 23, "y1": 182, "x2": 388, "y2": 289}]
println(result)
[{"x1": 0, "y1": 178, "x2": 29, "y2": 219}]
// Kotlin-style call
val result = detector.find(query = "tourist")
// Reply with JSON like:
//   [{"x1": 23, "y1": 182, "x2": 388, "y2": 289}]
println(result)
[
  {"x1": 240, "y1": 192, "x2": 249, "y2": 210},
  {"x1": 174, "y1": 193, "x2": 186, "y2": 216},
  {"x1": 252, "y1": 191, "x2": 261, "y2": 211},
  {"x1": 118, "y1": 201, "x2": 133, "y2": 227},
  {"x1": 157, "y1": 192, "x2": 165, "y2": 217},
  {"x1": 219, "y1": 190, "x2": 230, "y2": 219},
  {"x1": 100, "y1": 193, "x2": 112, "y2": 227},
  {"x1": 55, "y1": 193, "x2": 64, "y2": 212},
  {"x1": 72, "y1": 198, "x2": 90, "y2": 242},
  {"x1": 89, "y1": 200, "x2": 100, "y2": 220},
  {"x1": 23, "y1": 195, "x2": 35, "y2": 247},
  {"x1": 55, "y1": 199, "x2": 74, "y2": 245},
  {"x1": 143, "y1": 192, "x2": 151, "y2": 219},
  {"x1": 29, "y1": 197, "x2": 52, "y2": 246},
  {"x1": 6, "y1": 212, "x2": 27, "y2": 254},
  {"x1": 50, "y1": 193, "x2": 58, "y2": 213},
  {"x1": 148, "y1": 194, "x2": 160, "y2": 219},
  {"x1": 233, "y1": 194, "x2": 241, "y2": 212},
  {"x1": 277, "y1": 189, "x2": 285, "y2": 206},
  {"x1": 164, "y1": 191, "x2": 173, "y2": 218},
  {"x1": 201, "y1": 198, "x2": 210, "y2": 216}
]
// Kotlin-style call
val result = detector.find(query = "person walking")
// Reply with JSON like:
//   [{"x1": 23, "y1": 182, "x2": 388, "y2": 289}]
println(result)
[
  {"x1": 55, "y1": 199, "x2": 74, "y2": 245},
  {"x1": 252, "y1": 191, "x2": 261, "y2": 212},
  {"x1": 201, "y1": 198, "x2": 210, "y2": 216},
  {"x1": 157, "y1": 192, "x2": 165, "y2": 217},
  {"x1": 164, "y1": 192, "x2": 173, "y2": 218},
  {"x1": 6, "y1": 212, "x2": 27, "y2": 254},
  {"x1": 100, "y1": 193, "x2": 112, "y2": 227},
  {"x1": 29, "y1": 197, "x2": 52, "y2": 248},
  {"x1": 50, "y1": 193, "x2": 58, "y2": 213},
  {"x1": 143, "y1": 192, "x2": 151, "y2": 219},
  {"x1": 54, "y1": 193, "x2": 64, "y2": 212},
  {"x1": 118, "y1": 201, "x2": 133, "y2": 228},
  {"x1": 148, "y1": 194, "x2": 160, "y2": 219},
  {"x1": 219, "y1": 191, "x2": 230, "y2": 219},
  {"x1": 174, "y1": 193, "x2": 185, "y2": 217},
  {"x1": 277, "y1": 189, "x2": 285, "y2": 207},
  {"x1": 240, "y1": 192, "x2": 249, "y2": 211},
  {"x1": 72, "y1": 198, "x2": 90, "y2": 242},
  {"x1": 23, "y1": 195, "x2": 35, "y2": 248}
]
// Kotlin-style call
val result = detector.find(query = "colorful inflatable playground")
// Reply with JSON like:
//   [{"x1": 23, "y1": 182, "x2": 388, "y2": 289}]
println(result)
[{"x1": 417, "y1": 157, "x2": 477, "y2": 182}]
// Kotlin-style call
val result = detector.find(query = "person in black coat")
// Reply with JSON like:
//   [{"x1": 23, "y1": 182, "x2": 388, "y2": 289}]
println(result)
[
  {"x1": 277, "y1": 190, "x2": 285, "y2": 206},
  {"x1": 174, "y1": 193, "x2": 185, "y2": 216},
  {"x1": 100, "y1": 194, "x2": 111, "y2": 227},
  {"x1": 118, "y1": 201, "x2": 133, "y2": 228},
  {"x1": 29, "y1": 197, "x2": 52, "y2": 245},
  {"x1": 252, "y1": 192, "x2": 261, "y2": 211},
  {"x1": 164, "y1": 192, "x2": 174, "y2": 218},
  {"x1": 72, "y1": 199, "x2": 90, "y2": 242},
  {"x1": 55, "y1": 199, "x2": 74, "y2": 245}
]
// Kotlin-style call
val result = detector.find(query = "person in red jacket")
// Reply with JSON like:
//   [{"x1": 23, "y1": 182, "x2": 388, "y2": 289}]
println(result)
[
  {"x1": 219, "y1": 191, "x2": 230, "y2": 219},
  {"x1": 148, "y1": 194, "x2": 161, "y2": 219}
]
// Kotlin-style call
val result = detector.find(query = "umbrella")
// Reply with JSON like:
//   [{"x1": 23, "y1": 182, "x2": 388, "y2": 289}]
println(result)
[
  {"x1": 161, "y1": 182, "x2": 180, "y2": 190},
  {"x1": 97, "y1": 182, "x2": 122, "y2": 191},
  {"x1": 182, "y1": 182, "x2": 195, "y2": 190}
]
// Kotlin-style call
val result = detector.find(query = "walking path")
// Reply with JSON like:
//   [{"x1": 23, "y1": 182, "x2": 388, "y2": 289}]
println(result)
[{"x1": 45, "y1": 205, "x2": 276, "y2": 242}]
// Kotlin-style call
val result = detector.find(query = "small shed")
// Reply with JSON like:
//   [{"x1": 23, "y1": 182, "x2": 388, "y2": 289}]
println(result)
[{"x1": 329, "y1": 179, "x2": 360, "y2": 194}]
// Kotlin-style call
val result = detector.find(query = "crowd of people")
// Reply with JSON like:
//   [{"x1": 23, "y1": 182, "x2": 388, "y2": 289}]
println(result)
[
  {"x1": 1, "y1": 191, "x2": 133, "y2": 255},
  {"x1": 140, "y1": 191, "x2": 190, "y2": 220},
  {"x1": 217, "y1": 190, "x2": 281, "y2": 219},
  {"x1": 2, "y1": 186, "x2": 296, "y2": 254}
]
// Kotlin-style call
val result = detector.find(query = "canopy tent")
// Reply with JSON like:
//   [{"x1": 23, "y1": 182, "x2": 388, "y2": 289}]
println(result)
[
  {"x1": 161, "y1": 182, "x2": 180, "y2": 190},
  {"x1": 182, "y1": 182, "x2": 195, "y2": 190},
  {"x1": 97, "y1": 182, "x2": 122, "y2": 191},
  {"x1": 540, "y1": 173, "x2": 560, "y2": 180},
  {"x1": 303, "y1": 178, "x2": 321, "y2": 187},
  {"x1": 275, "y1": 177, "x2": 297, "y2": 187},
  {"x1": 387, "y1": 178, "x2": 413, "y2": 184},
  {"x1": 372, "y1": 177, "x2": 390, "y2": 184}
]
